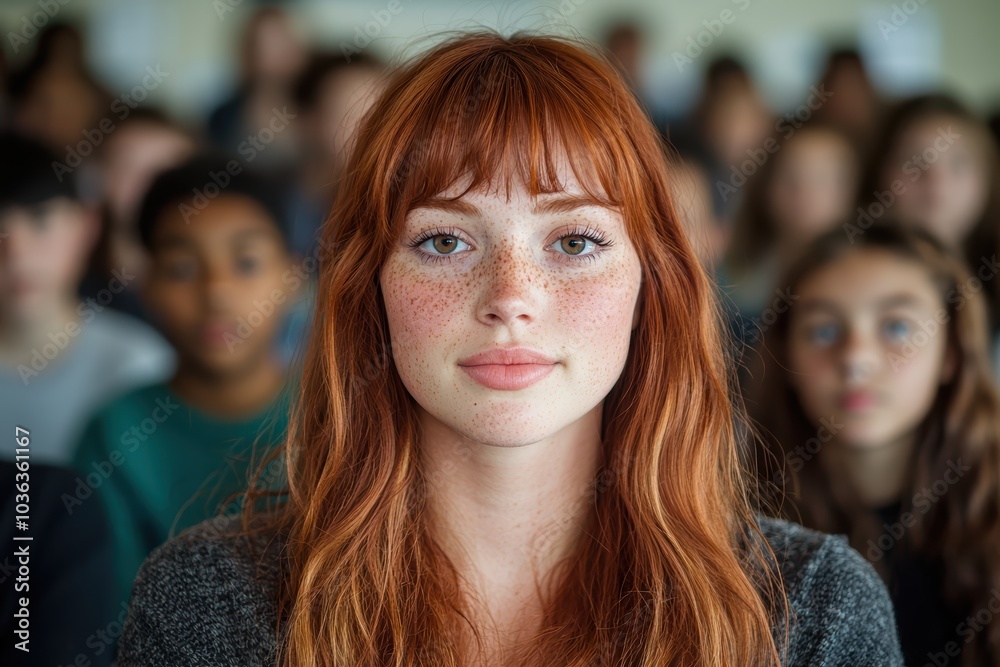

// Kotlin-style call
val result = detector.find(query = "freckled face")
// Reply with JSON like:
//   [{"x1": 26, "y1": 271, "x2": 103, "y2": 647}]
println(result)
[{"x1": 378, "y1": 173, "x2": 643, "y2": 448}]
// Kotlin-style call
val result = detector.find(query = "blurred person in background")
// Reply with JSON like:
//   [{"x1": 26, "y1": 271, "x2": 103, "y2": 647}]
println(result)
[
  {"x1": 602, "y1": 20, "x2": 658, "y2": 119},
  {"x1": 7, "y1": 22, "x2": 111, "y2": 163},
  {"x1": 603, "y1": 22, "x2": 642, "y2": 93},
  {"x1": 812, "y1": 47, "x2": 882, "y2": 150},
  {"x1": 287, "y1": 50, "x2": 385, "y2": 258},
  {"x1": 668, "y1": 153, "x2": 727, "y2": 271},
  {"x1": 70, "y1": 155, "x2": 296, "y2": 651},
  {"x1": 0, "y1": 34, "x2": 9, "y2": 125},
  {"x1": 719, "y1": 121, "x2": 860, "y2": 351},
  {"x1": 858, "y1": 94, "x2": 1000, "y2": 334},
  {"x1": 0, "y1": 131, "x2": 174, "y2": 465},
  {"x1": 81, "y1": 107, "x2": 197, "y2": 323},
  {"x1": 2, "y1": 460, "x2": 116, "y2": 667},
  {"x1": 988, "y1": 107, "x2": 1000, "y2": 151},
  {"x1": 207, "y1": 5, "x2": 306, "y2": 176},
  {"x1": 676, "y1": 55, "x2": 773, "y2": 221},
  {"x1": 747, "y1": 224, "x2": 1000, "y2": 666},
  {"x1": 273, "y1": 50, "x2": 386, "y2": 371}
]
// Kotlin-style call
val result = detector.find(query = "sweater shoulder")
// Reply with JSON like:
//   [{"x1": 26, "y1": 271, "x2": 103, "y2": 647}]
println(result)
[
  {"x1": 755, "y1": 516, "x2": 840, "y2": 592},
  {"x1": 117, "y1": 516, "x2": 285, "y2": 667},
  {"x1": 755, "y1": 516, "x2": 905, "y2": 666}
]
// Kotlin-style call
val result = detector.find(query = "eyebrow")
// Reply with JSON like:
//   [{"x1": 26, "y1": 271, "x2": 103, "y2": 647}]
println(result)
[
  {"x1": 414, "y1": 193, "x2": 615, "y2": 217},
  {"x1": 154, "y1": 228, "x2": 276, "y2": 251},
  {"x1": 798, "y1": 293, "x2": 930, "y2": 315},
  {"x1": 228, "y1": 228, "x2": 279, "y2": 245}
]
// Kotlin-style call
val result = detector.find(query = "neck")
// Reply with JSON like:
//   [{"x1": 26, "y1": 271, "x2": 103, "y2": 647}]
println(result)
[
  {"x1": 420, "y1": 403, "x2": 605, "y2": 648},
  {"x1": 0, "y1": 298, "x2": 79, "y2": 367},
  {"x1": 819, "y1": 433, "x2": 916, "y2": 508},
  {"x1": 168, "y1": 355, "x2": 285, "y2": 419}
]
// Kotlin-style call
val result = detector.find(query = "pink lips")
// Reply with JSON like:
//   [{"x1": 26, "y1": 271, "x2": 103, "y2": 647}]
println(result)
[
  {"x1": 457, "y1": 347, "x2": 558, "y2": 391},
  {"x1": 201, "y1": 321, "x2": 238, "y2": 347},
  {"x1": 839, "y1": 391, "x2": 877, "y2": 412}
]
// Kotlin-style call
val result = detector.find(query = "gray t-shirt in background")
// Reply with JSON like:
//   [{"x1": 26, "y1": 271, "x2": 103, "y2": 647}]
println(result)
[{"x1": 0, "y1": 308, "x2": 175, "y2": 465}]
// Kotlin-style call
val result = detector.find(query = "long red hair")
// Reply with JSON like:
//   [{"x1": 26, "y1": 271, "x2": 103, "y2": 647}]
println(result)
[{"x1": 244, "y1": 30, "x2": 787, "y2": 666}]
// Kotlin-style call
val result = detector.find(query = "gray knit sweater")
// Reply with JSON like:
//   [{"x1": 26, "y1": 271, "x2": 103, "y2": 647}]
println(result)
[{"x1": 117, "y1": 516, "x2": 904, "y2": 666}]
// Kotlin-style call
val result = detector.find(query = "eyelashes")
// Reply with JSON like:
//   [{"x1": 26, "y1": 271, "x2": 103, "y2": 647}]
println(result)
[{"x1": 407, "y1": 225, "x2": 615, "y2": 265}]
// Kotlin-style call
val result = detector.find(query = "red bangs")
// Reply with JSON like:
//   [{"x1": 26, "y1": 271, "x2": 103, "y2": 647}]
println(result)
[{"x1": 377, "y1": 34, "x2": 641, "y2": 217}]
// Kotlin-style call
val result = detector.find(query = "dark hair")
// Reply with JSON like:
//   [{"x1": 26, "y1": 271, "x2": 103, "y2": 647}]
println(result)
[
  {"x1": 0, "y1": 130, "x2": 79, "y2": 210},
  {"x1": 747, "y1": 221, "x2": 1000, "y2": 666},
  {"x1": 136, "y1": 154, "x2": 290, "y2": 250},
  {"x1": 7, "y1": 21, "x2": 94, "y2": 102}
]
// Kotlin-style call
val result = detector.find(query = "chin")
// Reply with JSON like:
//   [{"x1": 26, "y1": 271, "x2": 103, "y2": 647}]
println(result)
[
  {"x1": 460, "y1": 427, "x2": 551, "y2": 448},
  {"x1": 447, "y1": 419, "x2": 566, "y2": 449},
  {"x1": 835, "y1": 426, "x2": 895, "y2": 450}
]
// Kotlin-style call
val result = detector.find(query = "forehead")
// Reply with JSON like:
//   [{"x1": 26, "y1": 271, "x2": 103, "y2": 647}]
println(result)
[
  {"x1": 0, "y1": 199, "x2": 80, "y2": 227},
  {"x1": 405, "y1": 178, "x2": 622, "y2": 228},
  {"x1": 409, "y1": 140, "x2": 616, "y2": 213},
  {"x1": 795, "y1": 250, "x2": 942, "y2": 310},
  {"x1": 152, "y1": 195, "x2": 282, "y2": 248}
]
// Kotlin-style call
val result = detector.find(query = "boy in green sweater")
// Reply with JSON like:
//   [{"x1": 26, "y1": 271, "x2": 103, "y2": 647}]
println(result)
[{"x1": 71, "y1": 155, "x2": 298, "y2": 614}]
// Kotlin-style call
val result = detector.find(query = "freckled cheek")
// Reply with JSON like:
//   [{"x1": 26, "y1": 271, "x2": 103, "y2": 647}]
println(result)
[
  {"x1": 382, "y1": 270, "x2": 469, "y2": 352},
  {"x1": 552, "y1": 274, "x2": 637, "y2": 363}
]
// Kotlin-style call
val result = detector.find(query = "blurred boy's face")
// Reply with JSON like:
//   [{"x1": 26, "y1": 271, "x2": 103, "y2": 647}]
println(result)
[
  {"x1": 143, "y1": 195, "x2": 292, "y2": 377},
  {"x1": 0, "y1": 199, "x2": 97, "y2": 324},
  {"x1": 787, "y1": 250, "x2": 952, "y2": 451}
]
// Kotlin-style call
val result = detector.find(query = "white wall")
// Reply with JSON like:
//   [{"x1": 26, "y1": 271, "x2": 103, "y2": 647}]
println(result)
[{"x1": 1, "y1": 0, "x2": 998, "y2": 123}]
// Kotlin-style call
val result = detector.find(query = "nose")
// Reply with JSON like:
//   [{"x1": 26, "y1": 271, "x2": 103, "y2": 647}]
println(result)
[
  {"x1": 476, "y1": 242, "x2": 543, "y2": 327},
  {"x1": 201, "y1": 264, "x2": 235, "y2": 313},
  {"x1": 838, "y1": 327, "x2": 881, "y2": 384}
]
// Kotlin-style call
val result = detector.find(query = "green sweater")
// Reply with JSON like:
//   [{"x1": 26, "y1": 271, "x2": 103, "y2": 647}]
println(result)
[{"x1": 70, "y1": 380, "x2": 292, "y2": 609}]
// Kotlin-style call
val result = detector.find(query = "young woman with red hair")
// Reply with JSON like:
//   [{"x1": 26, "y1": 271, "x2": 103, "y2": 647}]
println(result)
[{"x1": 118, "y1": 31, "x2": 903, "y2": 666}]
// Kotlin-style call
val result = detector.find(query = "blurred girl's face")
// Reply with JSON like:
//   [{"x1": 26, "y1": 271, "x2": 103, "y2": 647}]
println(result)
[
  {"x1": 703, "y1": 79, "x2": 772, "y2": 167},
  {"x1": 787, "y1": 249, "x2": 951, "y2": 450},
  {"x1": 881, "y1": 115, "x2": 990, "y2": 247},
  {"x1": 767, "y1": 130, "x2": 857, "y2": 246},
  {"x1": 379, "y1": 164, "x2": 643, "y2": 448}
]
